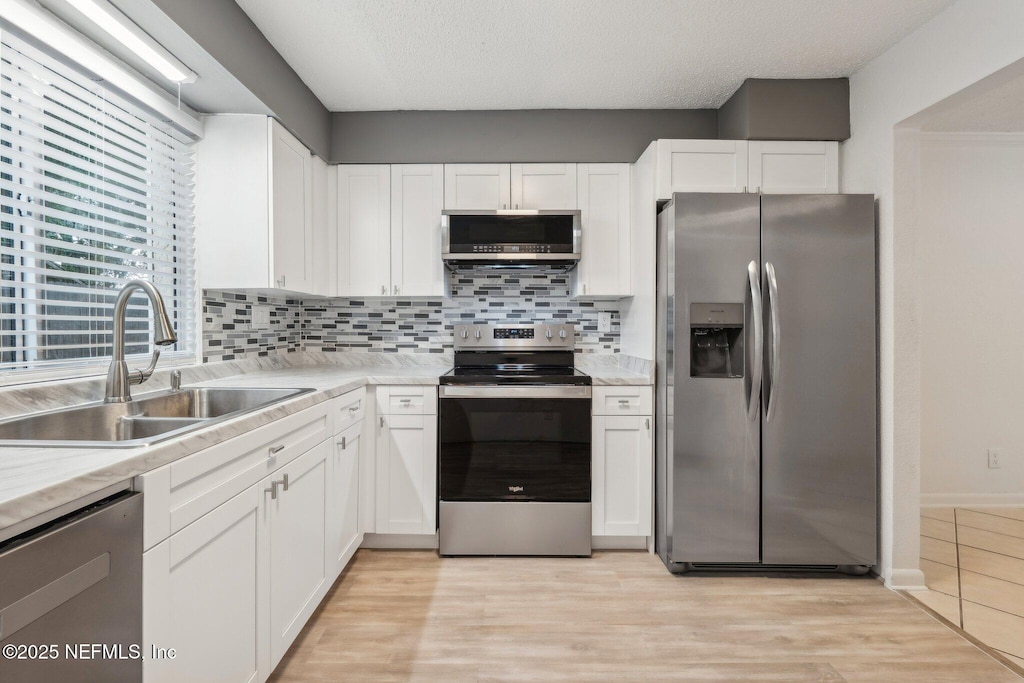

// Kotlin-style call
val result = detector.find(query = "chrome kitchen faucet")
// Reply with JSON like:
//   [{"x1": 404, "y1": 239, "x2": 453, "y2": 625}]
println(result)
[{"x1": 104, "y1": 279, "x2": 177, "y2": 403}]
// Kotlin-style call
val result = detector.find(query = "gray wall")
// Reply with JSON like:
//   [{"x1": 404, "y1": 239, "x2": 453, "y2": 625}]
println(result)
[
  {"x1": 330, "y1": 109, "x2": 717, "y2": 163},
  {"x1": 718, "y1": 78, "x2": 850, "y2": 141},
  {"x1": 149, "y1": 0, "x2": 331, "y2": 158}
]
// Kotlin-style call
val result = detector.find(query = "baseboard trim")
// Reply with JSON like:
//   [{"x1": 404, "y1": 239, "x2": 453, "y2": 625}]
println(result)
[
  {"x1": 592, "y1": 535, "x2": 649, "y2": 550},
  {"x1": 887, "y1": 567, "x2": 927, "y2": 591},
  {"x1": 922, "y1": 493, "x2": 1024, "y2": 507},
  {"x1": 361, "y1": 532, "x2": 438, "y2": 549}
]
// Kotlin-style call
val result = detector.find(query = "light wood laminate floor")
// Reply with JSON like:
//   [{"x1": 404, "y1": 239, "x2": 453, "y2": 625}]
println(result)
[
  {"x1": 269, "y1": 549, "x2": 1021, "y2": 682},
  {"x1": 916, "y1": 506, "x2": 1024, "y2": 666}
]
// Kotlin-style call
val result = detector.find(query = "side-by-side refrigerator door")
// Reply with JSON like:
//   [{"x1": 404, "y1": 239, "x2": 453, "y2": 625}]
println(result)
[
  {"x1": 671, "y1": 193, "x2": 762, "y2": 565},
  {"x1": 760, "y1": 194, "x2": 877, "y2": 567}
]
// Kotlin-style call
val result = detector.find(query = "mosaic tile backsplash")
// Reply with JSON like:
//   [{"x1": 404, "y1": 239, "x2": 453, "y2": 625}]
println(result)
[
  {"x1": 204, "y1": 273, "x2": 621, "y2": 360},
  {"x1": 202, "y1": 290, "x2": 303, "y2": 362}
]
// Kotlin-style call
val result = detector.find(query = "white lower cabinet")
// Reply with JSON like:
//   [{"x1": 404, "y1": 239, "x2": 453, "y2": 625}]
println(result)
[
  {"x1": 143, "y1": 488, "x2": 260, "y2": 683},
  {"x1": 258, "y1": 439, "x2": 330, "y2": 674},
  {"x1": 591, "y1": 386, "x2": 654, "y2": 544},
  {"x1": 327, "y1": 419, "x2": 362, "y2": 577},
  {"x1": 592, "y1": 415, "x2": 652, "y2": 537},
  {"x1": 375, "y1": 413, "x2": 438, "y2": 535}
]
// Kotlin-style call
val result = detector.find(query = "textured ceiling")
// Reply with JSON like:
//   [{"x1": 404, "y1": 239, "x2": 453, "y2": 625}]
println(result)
[{"x1": 234, "y1": 0, "x2": 956, "y2": 112}]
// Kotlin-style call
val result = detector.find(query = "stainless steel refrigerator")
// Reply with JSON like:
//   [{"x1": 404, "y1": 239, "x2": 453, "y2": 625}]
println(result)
[{"x1": 655, "y1": 193, "x2": 877, "y2": 572}]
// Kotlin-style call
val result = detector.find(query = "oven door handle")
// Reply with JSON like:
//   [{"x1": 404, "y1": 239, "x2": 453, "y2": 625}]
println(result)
[{"x1": 439, "y1": 385, "x2": 592, "y2": 399}]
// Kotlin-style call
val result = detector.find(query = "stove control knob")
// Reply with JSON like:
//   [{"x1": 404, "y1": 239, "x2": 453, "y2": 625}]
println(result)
[
  {"x1": 559, "y1": 329, "x2": 567, "y2": 339},
  {"x1": 474, "y1": 329, "x2": 482, "y2": 339},
  {"x1": 460, "y1": 330, "x2": 468, "y2": 339},
  {"x1": 545, "y1": 329, "x2": 553, "y2": 339}
]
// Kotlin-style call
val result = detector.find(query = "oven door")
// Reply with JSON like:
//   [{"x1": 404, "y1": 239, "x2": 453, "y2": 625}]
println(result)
[{"x1": 438, "y1": 385, "x2": 592, "y2": 503}]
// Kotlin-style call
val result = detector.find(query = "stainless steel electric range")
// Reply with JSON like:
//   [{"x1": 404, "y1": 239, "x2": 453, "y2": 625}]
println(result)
[{"x1": 437, "y1": 323, "x2": 592, "y2": 557}]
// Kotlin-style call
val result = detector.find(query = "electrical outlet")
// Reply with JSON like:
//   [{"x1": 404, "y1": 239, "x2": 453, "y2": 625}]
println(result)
[
  {"x1": 598, "y1": 312, "x2": 612, "y2": 333},
  {"x1": 988, "y1": 448, "x2": 1002, "y2": 469},
  {"x1": 251, "y1": 305, "x2": 271, "y2": 330}
]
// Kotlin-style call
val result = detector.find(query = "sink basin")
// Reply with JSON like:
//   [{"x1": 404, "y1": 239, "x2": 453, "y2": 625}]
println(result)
[{"x1": 0, "y1": 386, "x2": 314, "y2": 448}]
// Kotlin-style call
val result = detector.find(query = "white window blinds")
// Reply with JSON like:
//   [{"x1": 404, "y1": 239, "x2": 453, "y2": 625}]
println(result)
[{"x1": 1, "y1": 29, "x2": 196, "y2": 374}]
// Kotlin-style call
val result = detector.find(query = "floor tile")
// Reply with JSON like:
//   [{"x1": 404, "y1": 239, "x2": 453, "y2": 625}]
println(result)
[
  {"x1": 921, "y1": 535, "x2": 958, "y2": 567},
  {"x1": 965, "y1": 507, "x2": 1024, "y2": 524},
  {"x1": 920, "y1": 558, "x2": 959, "y2": 596},
  {"x1": 908, "y1": 589, "x2": 961, "y2": 625},
  {"x1": 921, "y1": 517, "x2": 956, "y2": 543},
  {"x1": 960, "y1": 570, "x2": 1024, "y2": 618},
  {"x1": 957, "y1": 525, "x2": 1024, "y2": 562},
  {"x1": 957, "y1": 509, "x2": 1024, "y2": 540},
  {"x1": 961, "y1": 601, "x2": 1024, "y2": 659},
  {"x1": 922, "y1": 507, "x2": 956, "y2": 523},
  {"x1": 959, "y1": 546, "x2": 1024, "y2": 586}
]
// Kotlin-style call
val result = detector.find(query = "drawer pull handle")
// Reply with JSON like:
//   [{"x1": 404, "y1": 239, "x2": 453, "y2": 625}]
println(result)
[
  {"x1": 269, "y1": 445, "x2": 285, "y2": 455},
  {"x1": 266, "y1": 480, "x2": 280, "y2": 500},
  {"x1": 399, "y1": 398, "x2": 412, "y2": 404},
  {"x1": 281, "y1": 473, "x2": 290, "y2": 492},
  {"x1": 348, "y1": 405, "x2": 360, "y2": 413},
  {"x1": 618, "y1": 399, "x2": 631, "y2": 405},
  {"x1": 338, "y1": 436, "x2": 347, "y2": 450},
  {"x1": 646, "y1": 418, "x2": 650, "y2": 430}
]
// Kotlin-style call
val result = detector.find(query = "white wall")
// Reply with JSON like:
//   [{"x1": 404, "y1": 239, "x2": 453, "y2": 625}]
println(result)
[
  {"x1": 842, "y1": 0, "x2": 1024, "y2": 588},
  {"x1": 918, "y1": 133, "x2": 1024, "y2": 506}
]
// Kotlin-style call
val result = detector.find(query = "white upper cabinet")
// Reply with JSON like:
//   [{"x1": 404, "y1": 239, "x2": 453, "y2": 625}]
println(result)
[
  {"x1": 196, "y1": 115, "x2": 315, "y2": 293},
  {"x1": 656, "y1": 139, "x2": 749, "y2": 198},
  {"x1": 510, "y1": 163, "x2": 578, "y2": 209},
  {"x1": 444, "y1": 163, "x2": 511, "y2": 209},
  {"x1": 747, "y1": 141, "x2": 839, "y2": 194},
  {"x1": 310, "y1": 157, "x2": 335, "y2": 297},
  {"x1": 336, "y1": 165, "x2": 391, "y2": 297},
  {"x1": 390, "y1": 164, "x2": 445, "y2": 297},
  {"x1": 574, "y1": 163, "x2": 631, "y2": 298},
  {"x1": 655, "y1": 139, "x2": 840, "y2": 200},
  {"x1": 269, "y1": 121, "x2": 314, "y2": 292}
]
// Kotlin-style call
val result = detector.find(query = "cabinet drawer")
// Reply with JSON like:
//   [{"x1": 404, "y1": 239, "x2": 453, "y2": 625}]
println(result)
[
  {"x1": 332, "y1": 387, "x2": 366, "y2": 433},
  {"x1": 592, "y1": 386, "x2": 653, "y2": 416},
  {"x1": 376, "y1": 385, "x2": 437, "y2": 415},
  {"x1": 137, "y1": 403, "x2": 330, "y2": 549}
]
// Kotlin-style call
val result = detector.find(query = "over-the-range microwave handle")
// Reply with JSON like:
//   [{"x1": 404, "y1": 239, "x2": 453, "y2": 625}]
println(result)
[
  {"x1": 746, "y1": 260, "x2": 763, "y2": 422},
  {"x1": 764, "y1": 261, "x2": 781, "y2": 423}
]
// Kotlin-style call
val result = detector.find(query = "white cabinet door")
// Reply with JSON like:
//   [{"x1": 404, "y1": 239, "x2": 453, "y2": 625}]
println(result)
[
  {"x1": 747, "y1": 141, "x2": 839, "y2": 194},
  {"x1": 258, "y1": 440, "x2": 330, "y2": 673},
  {"x1": 443, "y1": 163, "x2": 511, "y2": 209},
  {"x1": 337, "y1": 164, "x2": 391, "y2": 297},
  {"x1": 592, "y1": 415, "x2": 652, "y2": 537},
  {"x1": 270, "y1": 119, "x2": 313, "y2": 292},
  {"x1": 327, "y1": 420, "x2": 362, "y2": 579},
  {"x1": 574, "y1": 163, "x2": 631, "y2": 298},
  {"x1": 375, "y1": 414, "x2": 437, "y2": 535},
  {"x1": 310, "y1": 156, "x2": 335, "y2": 296},
  {"x1": 143, "y1": 488, "x2": 260, "y2": 683},
  {"x1": 510, "y1": 163, "x2": 578, "y2": 209},
  {"x1": 656, "y1": 139, "x2": 749, "y2": 199},
  {"x1": 391, "y1": 164, "x2": 445, "y2": 297}
]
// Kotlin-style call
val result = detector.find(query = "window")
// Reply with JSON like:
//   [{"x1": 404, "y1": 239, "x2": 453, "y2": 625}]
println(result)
[{"x1": 1, "y1": 30, "x2": 195, "y2": 377}]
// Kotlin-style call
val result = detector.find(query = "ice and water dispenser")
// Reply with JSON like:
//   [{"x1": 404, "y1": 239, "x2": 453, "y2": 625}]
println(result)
[{"x1": 689, "y1": 303, "x2": 744, "y2": 378}]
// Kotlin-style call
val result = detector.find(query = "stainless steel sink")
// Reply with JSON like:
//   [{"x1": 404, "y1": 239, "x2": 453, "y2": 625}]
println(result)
[{"x1": 0, "y1": 386, "x2": 314, "y2": 448}]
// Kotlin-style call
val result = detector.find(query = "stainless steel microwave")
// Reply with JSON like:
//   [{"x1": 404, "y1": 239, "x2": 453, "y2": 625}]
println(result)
[{"x1": 441, "y1": 209, "x2": 581, "y2": 269}]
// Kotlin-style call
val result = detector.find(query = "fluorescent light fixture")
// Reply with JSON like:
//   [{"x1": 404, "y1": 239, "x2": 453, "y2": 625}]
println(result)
[{"x1": 66, "y1": 0, "x2": 196, "y2": 83}]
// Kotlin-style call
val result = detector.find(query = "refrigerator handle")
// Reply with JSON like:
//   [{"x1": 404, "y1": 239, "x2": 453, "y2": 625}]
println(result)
[
  {"x1": 764, "y1": 261, "x2": 781, "y2": 422},
  {"x1": 746, "y1": 260, "x2": 763, "y2": 422}
]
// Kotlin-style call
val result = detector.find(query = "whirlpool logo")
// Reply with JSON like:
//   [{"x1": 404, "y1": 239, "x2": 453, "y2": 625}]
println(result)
[{"x1": 508, "y1": 485, "x2": 524, "y2": 493}]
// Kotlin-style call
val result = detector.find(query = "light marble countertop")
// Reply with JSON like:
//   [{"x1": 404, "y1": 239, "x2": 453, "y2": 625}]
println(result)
[{"x1": 0, "y1": 352, "x2": 651, "y2": 535}]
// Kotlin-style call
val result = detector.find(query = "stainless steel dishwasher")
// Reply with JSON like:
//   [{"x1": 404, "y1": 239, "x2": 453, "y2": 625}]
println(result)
[{"x1": 0, "y1": 491, "x2": 142, "y2": 682}]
